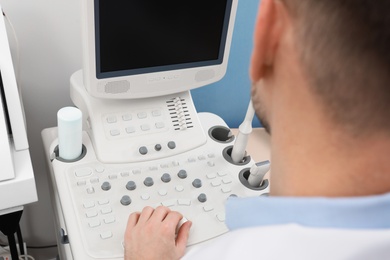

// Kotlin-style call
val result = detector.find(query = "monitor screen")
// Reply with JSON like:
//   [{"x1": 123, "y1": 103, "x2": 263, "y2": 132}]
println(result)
[
  {"x1": 81, "y1": 0, "x2": 237, "y2": 99},
  {"x1": 96, "y1": 1, "x2": 232, "y2": 79}
]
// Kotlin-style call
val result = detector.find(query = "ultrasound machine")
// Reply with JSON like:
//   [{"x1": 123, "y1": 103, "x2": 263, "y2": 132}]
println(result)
[{"x1": 42, "y1": 1, "x2": 270, "y2": 259}]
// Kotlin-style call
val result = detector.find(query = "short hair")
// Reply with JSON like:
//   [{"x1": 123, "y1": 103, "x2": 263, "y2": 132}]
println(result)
[{"x1": 281, "y1": 0, "x2": 390, "y2": 135}]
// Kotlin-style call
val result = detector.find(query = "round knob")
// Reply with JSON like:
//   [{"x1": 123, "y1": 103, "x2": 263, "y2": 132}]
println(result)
[
  {"x1": 168, "y1": 141, "x2": 176, "y2": 149},
  {"x1": 161, "y1": 173, "x2": 171, "y2": 183},
  {"x1": 177, "y1": 170, "x2": 187, "y2": 179},
  {"x1": 144, "y1": 177, "x2": 154, "y2": 187},
  {"x1": 198, "y1": 193, "x2": 207, "y2": 203},
  {"x1": 126, "y1": 181, "x2": 137, "y2": 191},
  {"x1": 139, "y1": 146, "x2": 148, "y2": 155},
  {"x1": 120, "y1": 195, "x2": 132, "y2": 206},
  {"x1": 155, "y1": 144, "x2": 162, "y2": 151},
  {"x1": 192, "y1": 179, "x2": 202, "y2": 188},
  {"x1": 101, "y1": 181, "x2": 111, "y2": 191}
]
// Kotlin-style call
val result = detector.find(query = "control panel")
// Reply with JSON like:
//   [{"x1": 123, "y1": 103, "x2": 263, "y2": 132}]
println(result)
[{"x1": 44, "y1": 113, "x2": 269, "y2": 260}]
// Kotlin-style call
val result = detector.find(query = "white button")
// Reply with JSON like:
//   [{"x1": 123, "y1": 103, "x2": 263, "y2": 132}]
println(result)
[
  {"x1": 211, "y1": 180, "x2": 221, "y2": 187},
  {"x1": 222, "y1": 177, "x2": 233, "y2": 184},
  {"x1": 207, "y1": 161, "x2": 215, "y2": 167},
  {"x1": 126, "y1": 127, "x2": 135, "y2": 134},
  {"x1": 110, "y1": 129, "x2": 120, "y2": 136},
  {"x1": 122, "y1": 114, "x2": 132, "y2": 121},
  {"x1": 101, "y1": 207, "x2": 112, "y2": 214},
  {"x1": 216, "y1": 213, "x2": 226, "y2": 222},
  {"x1": 141, "y1": 124, "x2": 150, "y2": 131},
  {"x1": 133, "y1": 169, "x2": 141, "y2": 174},
  {"x1": 86, "y1": 210, "x2": 98, "y2": 218},
  {"x1": 198, "y1": 155, "x2": 206, "y2": 160},
  {"x1": 98, "y1": 199, "x2": 110, "y2": 205},
  {"x1": 121, "y1": 171, "x2": 130, "y2": 177},
  {"x1": 161, "y1": 200, "x2": 176, "y2": 207},
  {"x1": 88, "y1": 219, "x2": 101, "y2": 228},
  {"x1": 203, "y1": 205, "x2": 214, "y2": 212},
  {"x1": 221, "y1": 187, "x2": 232, "y2": 193},
  {"x1": 206, "y1": 173, "x2": 217, "y2": 179},
  {"x1": 137, "y1": 112, "x2": 147, "y2": 119},
  {"x1": 149, "y1": 166, "x2": 158, "y2": 171},
  {"x1": 75, "y1": 168, "x2": 93, "y2": 177},
  {"x1": 188, "y1": 157, "x2": 196, "y2": 163},
  {"x1": 83, "y1": 200, "x2": 95, "y2": 209},
  {"x1": 218, "y1": 171, "x2": 229, "y2": 177},
  {"x1": 175, "y1": 185, "x2": 184, "y2": 192},
  {"x1": 208, "y1": 153, "x2": 215, "y2": 158},
  {"x1": 160, "y1": 163, "x2": 169, "y2": 168},
  {"x1": 90, "y1": 177, "x2": 99, "y2": 184},
  {"x1": 86, "y1": 187, "x2": 95, "y2": 194},
  {"x1": 155, "y1": 122, "x2": 165, "y2": 129},
  {"x1": 107, "y1": 116, "x2": 117, "y2": 123},
  {"x1": 95, "y1": 166, "x2": 105, "y2": 173},
  {"x1": 172, "y1": 161, "x2": 179, "y2": 167},
  {"x1": 104, "y1": 216, "x2": 116, "y2": 224},
  {"x1": 109, "y1": 174, "x2": 118, "y2": 180},
  {"x1": 141, "y1": 194, "x2": 150, "y2": 200},
  {"x1": 152, "y1": 110, "x2": 161, "y2": 117},
  {"x1": 77, "y1": 180, "x2": 86, "y2": 186},
  {"x1": 158, "y1": 190, "x2": 168, "y2": 196},
  {"x1": 100, "y1": 231, "x2": 113, "y2": 239},
  {"x1": 177, "y1": 199, "x2": 191, "y2": 206}
]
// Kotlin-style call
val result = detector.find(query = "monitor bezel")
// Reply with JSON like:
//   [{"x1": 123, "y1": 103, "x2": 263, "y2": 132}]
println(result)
[{"x1": 81, "y1": 0, "x2": 238, "y2": 99}]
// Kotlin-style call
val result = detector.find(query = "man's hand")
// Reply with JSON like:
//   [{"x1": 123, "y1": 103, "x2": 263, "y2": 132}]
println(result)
[{"x1": 124, "y1": 206, "x2": 192, "y2": 260}]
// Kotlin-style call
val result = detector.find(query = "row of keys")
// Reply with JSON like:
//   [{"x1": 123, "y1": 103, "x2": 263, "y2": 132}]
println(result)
[
  {"x1": 84, "y1": 183, "x2": 233, "y2": 197},
  {"x1": 77, "y1": 168, "x2": 233, "y2": 193},
  {"x1": 73, "y1": 151, "x2": 217, "y2": 179},
  {"x1": 106, "y1": 110, "x2": 162, "y2": 124},
  {"x1": 96, "y1": 176, "x2": 203, "y2": 192},
  {"x1": 109, "y1": 121, "x2": 166, "y2": 137},
  {"x1": 104, "y1": 109, "x2": 166, "y2": 138},
  {"x1": 119, "y1": 193, "x2": 208, "y2": 206}
]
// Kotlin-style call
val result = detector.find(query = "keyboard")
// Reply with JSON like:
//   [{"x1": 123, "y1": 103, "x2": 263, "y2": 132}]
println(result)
[{"x1": 47, "y1": 113, "x2": 270, "y2": 260}]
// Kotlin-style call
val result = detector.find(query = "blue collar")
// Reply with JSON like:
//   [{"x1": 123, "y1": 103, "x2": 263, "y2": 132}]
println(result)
[{"x1": 225, "y1": 192, "x2": 390, "y2": 230}]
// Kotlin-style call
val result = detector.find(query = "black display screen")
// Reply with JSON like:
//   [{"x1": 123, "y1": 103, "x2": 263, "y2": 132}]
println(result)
[{"x1": 95, "y1": 0, "x2": 232, "y2": 78}]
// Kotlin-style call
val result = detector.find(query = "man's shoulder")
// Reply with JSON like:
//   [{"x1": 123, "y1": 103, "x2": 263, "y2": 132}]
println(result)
[{"x1": 184, "y1": 224, "x2": 390, "y2": 260}]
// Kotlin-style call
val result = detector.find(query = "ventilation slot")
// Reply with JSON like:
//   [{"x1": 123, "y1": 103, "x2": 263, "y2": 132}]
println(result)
[{"x1": 166, "y1": 97, "x2": 193, "y2": 131}]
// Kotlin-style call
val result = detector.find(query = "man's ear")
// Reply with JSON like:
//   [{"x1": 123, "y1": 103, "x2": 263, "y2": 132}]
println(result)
[{"x1": 250, "y1": 0, "x2": 285, "y2": 82}]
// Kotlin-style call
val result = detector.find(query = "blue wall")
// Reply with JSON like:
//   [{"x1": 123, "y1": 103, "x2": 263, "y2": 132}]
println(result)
[{"x1": 191, "y1": 0, "x2": 261, "y2": 128}]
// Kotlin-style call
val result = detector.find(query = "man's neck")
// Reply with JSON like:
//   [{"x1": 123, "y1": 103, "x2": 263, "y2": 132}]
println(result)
[{"x1": 269, "y1": 106, "x2": 390, "y2": 197}]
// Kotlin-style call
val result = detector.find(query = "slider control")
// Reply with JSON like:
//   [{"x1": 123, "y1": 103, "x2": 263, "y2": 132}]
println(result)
[
  {"x1": 239, "y1": 160, "x2": 270, "y2": 191},
  {"x1": 248, "y1": 160, "x2": 270, "y2": 187}
]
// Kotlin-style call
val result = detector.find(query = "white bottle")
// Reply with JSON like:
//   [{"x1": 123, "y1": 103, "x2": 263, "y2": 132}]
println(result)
[{"x1": 57, "y1": 107, "x2": 82, "y2": 160}]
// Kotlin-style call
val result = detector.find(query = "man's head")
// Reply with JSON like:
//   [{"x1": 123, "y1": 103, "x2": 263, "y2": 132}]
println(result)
[
  {"x1": 250, "y1": 0, "x2": 390, "y2": 196},
  {"x1": 251, "y1": 0, "x2": 390, "y2": 136}
]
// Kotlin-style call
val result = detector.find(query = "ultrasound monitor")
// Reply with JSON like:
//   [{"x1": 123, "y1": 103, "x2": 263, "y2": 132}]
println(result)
[{"x1": 82, "y1": 0, "x2": 238, "y2": 99}]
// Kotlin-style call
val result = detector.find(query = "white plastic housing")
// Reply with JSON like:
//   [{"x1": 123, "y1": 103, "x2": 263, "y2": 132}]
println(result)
[{"x1": 81, "y1": 0, "x2": 238, "y2": 99}]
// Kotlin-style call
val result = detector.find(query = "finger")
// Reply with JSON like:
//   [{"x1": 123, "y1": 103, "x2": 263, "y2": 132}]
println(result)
[
  {"x1": 137, "y1": 206, "x2": 155, "y2": 224},
  {"x1": 176, "y1": 221, "x2": 192, "y2": 251},
  {"x1": 151, "y1": 206, "x2": 171, "y2": 222},
  {"x1": 127, "y1": 211, "x2": 141, "y2": 228},
  {"x1": 124, "y1": 212, "x2": 140, "y2": 240},
  {"x1": 162, "y1": 211, "x2": 184, "y2": 231}
]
